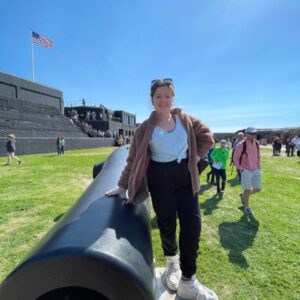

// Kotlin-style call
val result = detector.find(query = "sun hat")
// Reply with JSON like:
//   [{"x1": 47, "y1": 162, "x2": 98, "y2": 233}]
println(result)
[
  {"x1": 7, "y1": 134, "x2": 16, "y2": 139},
  {"x1": 220, "y1": 139, "x2": 227, "y2": 145},
  {"x1": 245, "y1": 127, "x2": 257, "y2": 134}
]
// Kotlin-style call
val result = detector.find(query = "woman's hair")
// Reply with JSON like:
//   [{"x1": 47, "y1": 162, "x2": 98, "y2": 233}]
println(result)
[{"x1": 150, "y1": 81, "x2": 175, "y2": 99}]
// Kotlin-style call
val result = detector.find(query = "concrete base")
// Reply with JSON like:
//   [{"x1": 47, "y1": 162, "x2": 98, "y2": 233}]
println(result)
[
  {"x1": 0, "y1": 137, "x2": 115, "y2": 156},
  {"x1": 155, "y1": 268, "x2": 181, "y2": 300}
]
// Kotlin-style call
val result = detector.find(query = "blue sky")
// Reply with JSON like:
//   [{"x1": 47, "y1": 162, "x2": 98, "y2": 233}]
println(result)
[{"x1": 1, "y1": 0, "x2": 299, "y2": 132}]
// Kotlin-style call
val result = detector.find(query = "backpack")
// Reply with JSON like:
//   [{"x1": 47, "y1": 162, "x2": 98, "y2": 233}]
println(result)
[{"x1": 239, "y1": 140, "x2": 260, "y2": 165}]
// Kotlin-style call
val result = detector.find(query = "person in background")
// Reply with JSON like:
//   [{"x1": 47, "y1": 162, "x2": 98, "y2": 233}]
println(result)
[
  {"x1": 231, "y1": 137, "x2": 236, "y2": 149},
  {"x1": 291, "y1": 135, "x2": 300, "y2": 157},
  {"x1": 272, "y1": 137, "x2": 282, "y2": 156},
  {"x1": 285, "y1": 138, "x2": 292, "y2": 157},
  {"x1": 296, "y1": 144, "x2": 300, "y2": 157},
  {"x1": 60, "y1": 136, "x2": 65, "y2": 154},
  {"x1": 117, "y1": 135, "x2": 124, "y2": 147},
  {"x1": 206, "y1": 145, "x2": 216, "y2": 185},
  {"x1": 56, "y1": 137, "x2": 61, "y2": 155},
  {"x1": 125, "y1": 136, "x2": 131, "y2": 144},
  {"x1": 231, "y1": 132, "x2": 245, "y2": 181},
  {"x1": 105, "y1": 78, "x2": 218, "y2": 300},
  {"x1": 233, "y1": 127, "x2": 261, "y2": 217},
  {"x1": 4, "y1": 134, "x2": 21, "y2": 165},
  {"x1": 211, "y1": 140, "x2": 229, "y2": 196}
]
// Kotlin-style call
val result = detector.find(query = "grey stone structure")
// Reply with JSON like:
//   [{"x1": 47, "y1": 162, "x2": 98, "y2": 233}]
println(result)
[
  {"x1": 0, "y1": 71, "x2": 63, "y2": 113},
  {"x1": 0, "y1": 136, "x2": 114, "y2": 156},
  {"x1": 65, "y1": 106, "x2": 136, "y2": 137},
  {"x1": 0, "y1": 72, "x2": 119, "y2": 156}
]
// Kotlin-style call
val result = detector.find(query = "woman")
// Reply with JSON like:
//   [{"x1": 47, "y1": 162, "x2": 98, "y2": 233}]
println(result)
[
  {"x1": 106, "y1": 78, "x2": 217, "y2": 300},
  {"x1": 5, "y1": 134, "x2": 21, "y2": 165}
]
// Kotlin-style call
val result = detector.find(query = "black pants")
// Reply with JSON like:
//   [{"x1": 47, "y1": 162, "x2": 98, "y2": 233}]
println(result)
[
  {"x1": 291, "y1": 145, "x2": 295, "y2": 156},
  {"x1": 207, "y1": 164, "x2": 216, "y2": 183},
  {"x1": 215, "y1": 168, "x2": 226, "y2": 193},
  {"x1": 147, "y1": 159, "x2": 201, "y2": 278}
]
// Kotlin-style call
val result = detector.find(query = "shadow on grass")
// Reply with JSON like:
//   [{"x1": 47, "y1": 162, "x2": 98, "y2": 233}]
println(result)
[
  {"x1": 219, "y1": 214, "x2": 259, "y2": 269},
  {"x1": 201, "y1": 194, "x2": 222, "y2": 215},
  {"x1": 227, "y1": 176, "x2": 240, "y2": 187},
  {"x1": 199, "y1": 183, "x2": 213, "y2": 195}
]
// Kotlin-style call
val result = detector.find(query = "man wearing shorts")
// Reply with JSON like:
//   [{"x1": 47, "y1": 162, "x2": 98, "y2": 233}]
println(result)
[{"x1": 233, "y1": 127, "x2": 261, "y2": 216}]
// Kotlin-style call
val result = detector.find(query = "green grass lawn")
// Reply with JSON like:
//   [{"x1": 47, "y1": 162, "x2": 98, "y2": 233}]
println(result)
[{"x1": 0, "y1": 147, "x2": 299, "y2": 299}]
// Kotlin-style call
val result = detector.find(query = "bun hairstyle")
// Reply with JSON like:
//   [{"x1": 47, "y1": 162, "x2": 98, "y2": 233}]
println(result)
[{"x1": 150, "y1": 80, "x2": 175, "y2": 99}]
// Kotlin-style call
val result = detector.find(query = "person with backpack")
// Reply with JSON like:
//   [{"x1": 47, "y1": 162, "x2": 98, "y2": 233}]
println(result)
[{"x1": 233, "y1": 127, "x2": 261, "y2": 217}]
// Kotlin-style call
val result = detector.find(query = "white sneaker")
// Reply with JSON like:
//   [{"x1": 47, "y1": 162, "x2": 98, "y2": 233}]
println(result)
[
  {"x1": 162, "y1": 255, "x2": 181, "y2": 291},
  {"x1": 177, "y1": 275, "x2": 218, "y2": 300}
]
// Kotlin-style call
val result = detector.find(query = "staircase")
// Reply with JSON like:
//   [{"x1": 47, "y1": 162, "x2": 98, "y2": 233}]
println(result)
[{"x1": 0, "y1": 96, "x2": 87, "y2": 138}]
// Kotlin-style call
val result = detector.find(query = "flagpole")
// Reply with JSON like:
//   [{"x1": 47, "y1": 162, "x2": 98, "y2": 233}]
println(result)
[{"x1": 31, "y1": 30, "x2": 35, "y2": 81}]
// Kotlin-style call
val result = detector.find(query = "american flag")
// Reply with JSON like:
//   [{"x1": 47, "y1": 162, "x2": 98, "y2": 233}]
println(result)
[{"x1": 32, "y1": 31, "x2": 53, "y2": 48}]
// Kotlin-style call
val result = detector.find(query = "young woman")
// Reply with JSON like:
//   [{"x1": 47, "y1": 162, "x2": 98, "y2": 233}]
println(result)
[{"x1": 106, "y1": 78, "x2": 218, "y2": 300}]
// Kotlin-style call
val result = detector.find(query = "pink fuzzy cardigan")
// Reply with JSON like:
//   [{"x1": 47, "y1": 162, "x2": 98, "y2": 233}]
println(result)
[{"x1": 118, "y1": 108, "x2": 214, "y2": 204}]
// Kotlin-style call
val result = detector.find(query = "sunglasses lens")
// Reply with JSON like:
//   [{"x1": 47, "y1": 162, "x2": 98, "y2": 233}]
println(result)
[
  {"x1": 163, "y1": 78, "x2": 173, "y2": 84},
  {"x1": 151, "y1": 78, "x2": 173, "y2": 86},
  {"x1": 151, "y1": 79, "x2": 160, "y2": 86}
]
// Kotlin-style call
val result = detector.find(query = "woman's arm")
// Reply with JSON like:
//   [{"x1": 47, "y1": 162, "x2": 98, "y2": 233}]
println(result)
[{"x1": 105, "y1": 122, "x2": 145, "y2": 196}]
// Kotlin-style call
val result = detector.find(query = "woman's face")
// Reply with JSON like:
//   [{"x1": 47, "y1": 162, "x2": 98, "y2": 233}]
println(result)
[{"x1": 152, "y1": 86, "x2": 174, "y2": 114}]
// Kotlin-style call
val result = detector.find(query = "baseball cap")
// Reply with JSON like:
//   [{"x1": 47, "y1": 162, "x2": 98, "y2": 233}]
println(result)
[
  {"x1": 245, "y1": 127, "x2": 257, "y2": 134},
  {"x1": 7, "y1": 134, "x2": 16, "y2": 139}
]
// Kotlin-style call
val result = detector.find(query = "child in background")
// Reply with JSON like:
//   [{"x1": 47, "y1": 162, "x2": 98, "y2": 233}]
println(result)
[{"x1": 211, "y1": 140, "x2": 229, "y2": 196}]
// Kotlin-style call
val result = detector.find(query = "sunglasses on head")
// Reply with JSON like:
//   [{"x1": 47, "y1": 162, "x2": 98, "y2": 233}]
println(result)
[{"x1": 151, "y1": 78, "x2": 173, "y2": 87}]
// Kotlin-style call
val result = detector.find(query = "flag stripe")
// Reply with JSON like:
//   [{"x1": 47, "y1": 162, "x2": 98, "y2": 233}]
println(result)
[{"x1": 32, "y1": 31, "x2": 53, "y2": 48}]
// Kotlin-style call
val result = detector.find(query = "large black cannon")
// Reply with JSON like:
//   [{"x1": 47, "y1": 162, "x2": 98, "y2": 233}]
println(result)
[{"x1": 0, "y1": 146, "x2": 156, "y2": 300}]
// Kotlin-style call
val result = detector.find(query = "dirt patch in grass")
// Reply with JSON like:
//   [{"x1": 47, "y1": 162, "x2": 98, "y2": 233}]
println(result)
[
  {"x1": 70, "y1": 173, "x2": 93, "y2": 188},
  {"x1": 68, "y1": 149, "x2": 114, "y2": 157},
  {"x1": 0, "y1": 216, "x2": 28, "y2": 233},
  {"x1": 0, "y1": 205, "x2": 49, "y2": 234}
]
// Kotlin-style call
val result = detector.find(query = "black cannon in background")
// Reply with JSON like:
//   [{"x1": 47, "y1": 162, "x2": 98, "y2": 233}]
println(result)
[{"x1": 0, "y1": 146, "x2": 156, "y2": 300}]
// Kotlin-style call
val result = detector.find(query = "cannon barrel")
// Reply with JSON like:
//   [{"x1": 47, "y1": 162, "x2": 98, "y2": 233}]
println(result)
[{"x1": 0, "y1": 146, "x2": 156, "y2": 300}]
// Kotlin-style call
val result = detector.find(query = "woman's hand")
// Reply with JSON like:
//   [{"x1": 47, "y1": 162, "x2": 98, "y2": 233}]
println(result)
[{"x1": 105, "y1": 187, "x2": 127, "y2": 199}]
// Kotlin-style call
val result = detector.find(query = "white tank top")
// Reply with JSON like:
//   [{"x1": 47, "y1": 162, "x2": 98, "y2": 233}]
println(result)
[{"x1": 149, "y1": 115, "x2": 188, "y2": 163}]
